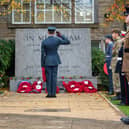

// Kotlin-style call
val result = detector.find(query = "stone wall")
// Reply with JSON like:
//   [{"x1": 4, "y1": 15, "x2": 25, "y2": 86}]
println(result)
[
  {"x1": 0, "y1": 0, "x2": 121, "y2": 91},
  {"x1": 0, "y1": 0, "x2": 124, "y2": 40}
]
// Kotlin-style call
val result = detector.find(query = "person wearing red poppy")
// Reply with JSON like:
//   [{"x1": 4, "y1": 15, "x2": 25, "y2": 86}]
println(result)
[
  {"x1": 41, "y1": 27, "x2": 70, "y2": 98},
  {"x1": 105, "y1": 34, "x2": 114, "y2": 95}
]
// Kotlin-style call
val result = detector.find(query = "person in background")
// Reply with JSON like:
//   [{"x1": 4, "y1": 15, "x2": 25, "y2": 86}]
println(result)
[
  {"x1": 111, "y1": 29, "x2": 122, "y2": 100},
  {"x1": 120, "y1": 4, "x2": 129, "y2": 125},
  {"x1": 115, "y1": 31, "x2": 129, "y2": 106},
  {"x1": 41, "y1": 26, "x2": 70, "y2": 98},
  {"x1": 105, "y1": 35, "x2": 114, "y2": 95}
]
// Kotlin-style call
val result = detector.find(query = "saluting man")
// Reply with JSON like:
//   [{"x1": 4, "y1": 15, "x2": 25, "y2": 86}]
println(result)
[{"x1": 41, "y1": 27, "x2": 70, "y2": 98}]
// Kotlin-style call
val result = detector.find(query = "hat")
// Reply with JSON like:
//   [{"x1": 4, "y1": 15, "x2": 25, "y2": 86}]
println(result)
[
  {"x1": 48, "y1": 26, "x2": 56, "y2": 31},
  {"x1": 124, "y1": 5, "x2": 129, "y2": 16},
  {"x1": 105, "y1": 34, "x2": 113, "y2": 41}
]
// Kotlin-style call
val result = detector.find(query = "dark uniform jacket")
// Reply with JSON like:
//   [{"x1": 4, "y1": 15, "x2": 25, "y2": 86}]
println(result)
[
  {"x1": 115, "y1": 43, "x2": 124, "y2": 73},
  {"x1": 105, "y1": 42, "x2": 113, "y2": 62},
  {"x1": 41, "y1": 35, "x2": 70, "y2": 67}
]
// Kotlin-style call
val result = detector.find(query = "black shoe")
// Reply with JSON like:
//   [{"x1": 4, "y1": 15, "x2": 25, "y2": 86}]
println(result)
[
  {"x1": 46, "y1": 95, "x2": 52, "y2": 98},
  {"x1": 51, "y1": 95, "x2": 56, "y2": 98},
  {"x1": 111, "y1": 96, "x2": 121, "y2": 100},
  {"x1": 121, "y1": 117, "x2": 129, "y2": 124}
]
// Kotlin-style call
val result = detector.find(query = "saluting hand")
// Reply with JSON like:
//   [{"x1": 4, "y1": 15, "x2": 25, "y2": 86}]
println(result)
[{"x1": 56, "y1": 31, "x2": 62, "y2": 37}]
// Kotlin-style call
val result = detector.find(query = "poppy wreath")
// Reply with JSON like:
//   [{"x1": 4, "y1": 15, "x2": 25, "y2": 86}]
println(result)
[
  {"x1": 31, "y1": 81, "x2": 43, "y2": 93},
  {"x1": 63, "y1": 80, "x2": 97, "y2": 93},
  {"x1": 83, "y1": 84, "x2": 97, "y2": 93},
  {"x1": 82, "y1": 80, "x2": 97, "y2": 93},
  {"x1": 45, "y1": 86, "x2": 60, "y2": 94},
  {"x1": 63, "y1": 81, "x2": 84, "y2": 93},
  {"x1": 17, "y1": 80, "x2": 32, "y2": 93},
  {"x1": 63, "y1": 81, "x2": 76, "y2": 93}
]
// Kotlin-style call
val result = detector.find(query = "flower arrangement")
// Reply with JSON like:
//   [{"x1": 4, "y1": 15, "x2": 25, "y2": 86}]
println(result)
[{"x1": 62, "y1": 80, "x2": 97, "y2": 93}]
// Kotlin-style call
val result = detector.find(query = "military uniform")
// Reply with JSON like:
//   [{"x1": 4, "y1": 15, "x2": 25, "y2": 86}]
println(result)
[
  {"x1": 122, "y1": 30, "x2": 129, "y2": 81},
  {"x1": 122, "y1": 26, "x2": 129, "y2": 105},
  {"x1": 120, "y1": 5, "x2": 129, "y2": 124},
  {"x1": 41, "y1": 27, "x2": 70, "y2": 97},
  {"x1": 116, "y1": 42, "x2": 129, "y2": 105},
  {"x1": 111, "y1": 37, "x2": 122, "y2": 93}
]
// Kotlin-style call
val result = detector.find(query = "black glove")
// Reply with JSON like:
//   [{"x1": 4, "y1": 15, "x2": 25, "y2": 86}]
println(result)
[{"x1": 56, "y1": 31, "x2": 62, "y2": 37}]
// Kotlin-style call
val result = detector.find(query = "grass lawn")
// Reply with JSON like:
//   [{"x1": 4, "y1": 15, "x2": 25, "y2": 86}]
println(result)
[{"x1": 107, "y1": 95, "x2": 129, "y2": 116}]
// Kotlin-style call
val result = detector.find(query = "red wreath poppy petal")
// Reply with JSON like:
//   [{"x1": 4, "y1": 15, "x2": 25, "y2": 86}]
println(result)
[{"x1": 17, "y1": 81, "x2": 32, "y2": 93}]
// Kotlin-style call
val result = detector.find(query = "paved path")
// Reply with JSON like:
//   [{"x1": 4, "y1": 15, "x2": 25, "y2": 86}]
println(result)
[
  {"x1": 0, "y1": 92, "x2": 122, "y2": 121},
  {"x1": 0, "y1": 114, "x2": 128, "y2": 129}
]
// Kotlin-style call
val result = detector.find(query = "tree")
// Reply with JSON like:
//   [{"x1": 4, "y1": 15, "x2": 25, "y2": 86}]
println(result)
[{"x1": 104, "y1": 0, "x2": 129, "y2": 22}]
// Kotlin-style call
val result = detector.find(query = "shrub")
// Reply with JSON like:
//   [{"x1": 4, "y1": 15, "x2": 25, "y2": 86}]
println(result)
[
  {"x1": 0, "y1": 40, "x2": 15, "y2": 88},
  {"x1": 92, "y1": 48, "x2": 109, "y2": 88}
]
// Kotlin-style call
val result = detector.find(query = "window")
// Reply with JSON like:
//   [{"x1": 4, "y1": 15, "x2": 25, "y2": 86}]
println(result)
[
  {"x1": 11, "y1": 0, "x2": 95, "y2": 24},
  {"x1": 75, "y1": 0, "x2": 94, "y2": 24},
  {"x1": 12, "y1": 0, "x2": 31, "y2": 24},
  {"x1": 91, "y1": 40, "x2": 101, "y2": 49},
  {"x1": 35, "y1": 0, "x2": 72, "y2": 24}
]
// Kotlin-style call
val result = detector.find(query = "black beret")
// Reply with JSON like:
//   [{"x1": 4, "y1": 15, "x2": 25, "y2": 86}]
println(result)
[{"x1": 105, "y1": 34, "x2": 113, "y2": 41}]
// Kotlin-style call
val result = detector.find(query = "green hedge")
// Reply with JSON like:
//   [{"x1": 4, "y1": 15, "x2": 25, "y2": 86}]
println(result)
[
  {"x1": 0, "y1": 40, "x2": 15, "y2": 88},
  {"x1": 92, "y1": 48, "x2": 109, "y2": 88}
]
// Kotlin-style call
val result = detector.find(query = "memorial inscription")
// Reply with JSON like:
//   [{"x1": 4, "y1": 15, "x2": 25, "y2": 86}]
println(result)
[{"x1": 15, "y1": 29, "x2": 92, "y2": 78}]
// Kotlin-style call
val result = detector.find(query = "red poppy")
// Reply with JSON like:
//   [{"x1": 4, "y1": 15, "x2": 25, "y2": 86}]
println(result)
[
  {"x1": 103, "y1": 63, "x2": 108, "y2": 75},
  {"x1": 10, "y1": 77, "x2": 13, "y2": 80},
  {"x1": 61, "y1": 76, "x2": 64, "y2": 79},
  {"x1": 21, "y1": 77, "x2": 24, "y2": 80},
  {"x1": 80, "y1": 76, "x2": 83, "y2": 78}
]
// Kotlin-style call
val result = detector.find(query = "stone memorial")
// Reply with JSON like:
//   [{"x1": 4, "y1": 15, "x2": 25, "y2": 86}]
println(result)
[{"x1": 10, "y1": 28, "x2": 97, "y2": 91}]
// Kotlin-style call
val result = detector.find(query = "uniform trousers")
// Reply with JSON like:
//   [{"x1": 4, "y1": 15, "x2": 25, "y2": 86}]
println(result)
[
  {"x1": 45, "y1": 65, "x2": 58, "y2": 96},
  {"x1": 106, "y1": 60, "x2": 114, "y2": 93},
  {"x1": 119, "y1": 72, "x2": 129, "y2": 105}
]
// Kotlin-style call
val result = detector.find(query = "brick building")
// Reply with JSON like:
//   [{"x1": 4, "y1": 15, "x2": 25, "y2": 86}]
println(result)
[{"x1": 0, "y1": 0, "x2": 124, "y2": 48}]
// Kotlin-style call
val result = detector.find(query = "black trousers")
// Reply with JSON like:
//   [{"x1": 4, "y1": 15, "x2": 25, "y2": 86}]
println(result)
[
  {"x1": 45, "y1": 65, "x2": 58, "y2": 96},
  {"x1": 106, "y1": 60, "x2": 114, "y2": 93},
  {"x1": 119, "y1": 72, "x2": 129, "y2": 105}
]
